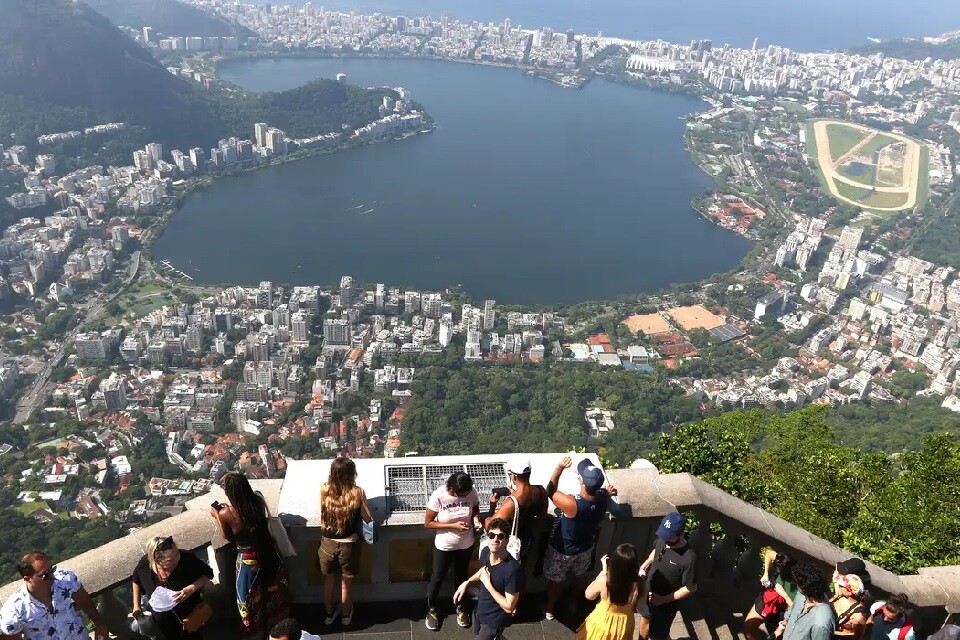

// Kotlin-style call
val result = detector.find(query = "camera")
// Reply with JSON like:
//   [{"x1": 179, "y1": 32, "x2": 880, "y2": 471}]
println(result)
[{"x1": 211, "y1": 501, "x2": 222, "y2": 511}]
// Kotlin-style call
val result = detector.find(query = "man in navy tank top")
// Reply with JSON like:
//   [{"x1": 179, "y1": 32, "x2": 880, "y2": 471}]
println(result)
[{"x1": 542, "y1": 455, "x2": 619, "y2": 622}]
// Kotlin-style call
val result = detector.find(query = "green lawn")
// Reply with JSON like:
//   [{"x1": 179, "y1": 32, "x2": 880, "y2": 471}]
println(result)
[
  {"x1": 834, "y1": 181, "x2": 909, "y2": 211},
  {"x1": 825, "y1": 123, "x2": 870, "y2": 162},
  {"x1": 776, "y1": 100, "x2": 809, "y2": 115},
  {"x1": 916, "y1": 145, "x2": 930, "y2": 209},
  {"x1": 857, "y1": 132, "x2": 900, "y2": 159},
  {"x1": 836, "y1": 161, "x2": 876, "y2": 186},
  {"x1": 805, "y1": 121, "x2": 820, "y2": 163},
  {"x1": 17, "y1": 501, "x2": 51, "y2": 515},
  {"x1": 128, "y1": 294, "x2": 176, "y2": 318}
]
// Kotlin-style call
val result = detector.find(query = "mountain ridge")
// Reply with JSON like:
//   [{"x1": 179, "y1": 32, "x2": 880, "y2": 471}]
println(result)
[
  {"x1": 0, "y1": 0, "x2": 393, "y2": 155},
  {"x1": 84, "y1": 0, "x2": 255, "y2": 38}
]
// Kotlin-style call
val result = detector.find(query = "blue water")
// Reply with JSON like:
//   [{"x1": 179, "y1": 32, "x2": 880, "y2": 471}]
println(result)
[
  {"x1": 247, "y1": 0, "x2": 960, "y2": 50},
  {"x1": 154, "y1": 58, "x2": 751, "y2": 304}
]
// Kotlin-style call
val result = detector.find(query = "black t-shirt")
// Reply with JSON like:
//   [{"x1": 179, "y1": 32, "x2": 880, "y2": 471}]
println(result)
[
  {"x1": 132, "y1": 551, "x2": 214, "y2": 618},
  {"x1": 647, "y1": 537, "x2": 697, "y2": 598},
  {"x1": 476, "y1": 548, "x2": 520, "y2": 630}
]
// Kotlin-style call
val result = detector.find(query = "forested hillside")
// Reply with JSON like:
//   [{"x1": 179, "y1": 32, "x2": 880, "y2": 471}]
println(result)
[
  {"x1": 0, "y1": 0, "x2": 395, "y2": 157},
  {"x1": 85, "y1": 0, "x2": 254, "y2": 38},
  {"x1": 401, "y1": 362, "x2": 704, "y2": 465},
  {"x1": 655, "y1": 406, "x2": 960, "y2": 573}
]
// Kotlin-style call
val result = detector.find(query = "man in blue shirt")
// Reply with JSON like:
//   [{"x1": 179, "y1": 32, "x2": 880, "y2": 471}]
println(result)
[
  {"x1": 543, "y1": 456, "x2": 618, "y2": 621},
  {"x1": 870, "y1": 594, "x2": 915, "y2": 640},
  {"x1": 779, "y1": 562, "x2": 835, "y2": 640},
  {"x1": 454, "y1": 518, "x2": 519, "y2": 640}
]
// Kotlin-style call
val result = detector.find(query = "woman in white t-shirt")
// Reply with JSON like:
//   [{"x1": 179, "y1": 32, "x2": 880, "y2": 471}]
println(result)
[{"x1": 424, "y1": 471, "x2": 480, "y2": 632}]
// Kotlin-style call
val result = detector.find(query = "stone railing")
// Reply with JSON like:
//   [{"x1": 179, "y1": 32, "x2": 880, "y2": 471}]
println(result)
[{"x1": 0, "y1": 469, "x2": 955, "y2": 636}]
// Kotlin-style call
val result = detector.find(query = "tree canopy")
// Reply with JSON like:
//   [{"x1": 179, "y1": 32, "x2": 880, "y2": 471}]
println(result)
[
  {"x1": 655, "y1": 406, "x2": 960, "y2": 573},
  {"x1": 402, "y1": 363, "x2": 703, "y2": 465}
]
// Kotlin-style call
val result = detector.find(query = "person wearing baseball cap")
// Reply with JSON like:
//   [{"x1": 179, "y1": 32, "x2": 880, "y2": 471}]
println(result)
[
  {"x1": 542, "y1": 456, "x2": 619, "y2": 622},
  {"x1": 637, "y1": 513, "x2": 698, "y2": 640},
  {"x1": 835, "y1": 558, "x2": 871, "y2": 585},
  {"x1": 483, "y1": 458, "x2": 548, "y2": 573}
]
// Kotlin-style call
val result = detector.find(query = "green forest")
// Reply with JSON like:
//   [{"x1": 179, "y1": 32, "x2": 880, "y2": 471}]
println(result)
[
  {"x1": 401, "y1": 363, "x2": 704, "y2": 466},
  {"x1": 0, "y1": 0, "x2": 396, "y2": 165},
  {"x1": 655, "y1": 406, "x2": 960, "y2": 573}
]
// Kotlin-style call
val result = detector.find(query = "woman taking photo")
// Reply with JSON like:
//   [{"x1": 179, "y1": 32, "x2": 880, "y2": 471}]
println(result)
[
  {"x1": 131, "y1": 536, "x2": 214, "y2": 640},
  {"x1": 211, "y1": 471, "x2": 289, "y2": 637},
  {"x1": 577, "y1": 543, "x2": 640, "y2": 640},
  {"x1": 424, "y1": 471, "x2": 480, "y2": 631},
  {"x1": 318, "y1": 457, "x2": 373, "y2": 627}
]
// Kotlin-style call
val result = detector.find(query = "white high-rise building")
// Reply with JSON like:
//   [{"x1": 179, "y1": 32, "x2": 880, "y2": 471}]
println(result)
[
  {"x1": 291, "y1": 312, "x2": 309, "y2": 343},
  {"x1": 340, "y1": 276, "x2": 354, "y2": 306},
  {"x1": 36, "y1": 154, "x2": 56, "y2": 176},
  {"x1": 837, "y1": 226, "x2": 863, "y2": 259},
  {"x1": 145, "y1": 143, "x2": 163, "y2": 164},
  {"x1": 258, "y1": 281, "x2": 273, "y2": 308},
  {"x1": 189, "y1": 147, "x2": 205, "y2": 171},
  {"x1": 483, "y1": 300, "x2": 496, "y2": 331},
  {"x1": 375, "y1": 283, "x2": 385, "y2": 310},
  {"x1": 266, "y1": 128, "x2": 286, "y2": 155},
  {"x1": 254, "y1": 123, "x2": 270, "y2": 148},
  {"x1": 439, "y1": 321, "x2": 453, "y2": 347},
  {"x1": 323, "y1": 318, "x2": 351, "y2": 345}
]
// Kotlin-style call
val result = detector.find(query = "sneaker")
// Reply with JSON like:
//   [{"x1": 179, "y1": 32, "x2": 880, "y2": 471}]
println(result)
[
  {"x1": 341, "y1": 607, "x2": 353, "y2": 626},
  {"x1": 456, "y1": 609, "x2": 471, "y2": 628},
  {"x1": 324, "y1": 606, "x2": 340, "y2": 625},
  {"x1": 425, "y1": 610, "x2": 440, "y2": 631}
]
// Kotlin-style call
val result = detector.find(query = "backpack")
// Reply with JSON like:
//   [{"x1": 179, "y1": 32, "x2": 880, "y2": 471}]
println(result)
[{"x1": 897, "y1": 617, "x2": 914, "y2": 640}]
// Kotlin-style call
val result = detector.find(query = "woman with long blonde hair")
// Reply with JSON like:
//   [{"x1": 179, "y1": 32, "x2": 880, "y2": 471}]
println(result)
[{"x1": 319, "y1": 456, "x2": 372, "y2": 627}]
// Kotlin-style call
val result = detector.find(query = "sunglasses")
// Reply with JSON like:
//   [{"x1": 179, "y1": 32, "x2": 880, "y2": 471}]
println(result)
[
  {"x1": 154, "y1": 537, "x2": 177, "y2": 558},
  {"x1": 487, "y1": 532, "x2": 506, "y2": 541},
  {"x1": 37, "y1": 566, "x2": 56, "y2": 581}
]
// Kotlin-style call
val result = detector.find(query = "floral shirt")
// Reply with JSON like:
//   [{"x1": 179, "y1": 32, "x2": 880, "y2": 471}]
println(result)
[{"x1": 0, "y1": 568, "x2": 87, "y2": 640}]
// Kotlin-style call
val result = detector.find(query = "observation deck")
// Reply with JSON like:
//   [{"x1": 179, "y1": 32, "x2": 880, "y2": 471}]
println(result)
[{"x1": 1, "y1": 454, "x2": 957, "y2": 640}]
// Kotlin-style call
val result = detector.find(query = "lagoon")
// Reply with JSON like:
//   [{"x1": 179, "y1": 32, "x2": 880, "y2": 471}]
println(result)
[{"x1": 153, "y1": 58, "x2": 751, "y2": 304}]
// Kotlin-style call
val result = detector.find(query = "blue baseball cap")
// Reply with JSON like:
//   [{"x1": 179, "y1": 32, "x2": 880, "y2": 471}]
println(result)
[
  {"x1": 656, "y1": 512, "x2": 686, "y2": 539},
  {"x1": 576, "y1": 458, "x2": 605, "y2": 493}
]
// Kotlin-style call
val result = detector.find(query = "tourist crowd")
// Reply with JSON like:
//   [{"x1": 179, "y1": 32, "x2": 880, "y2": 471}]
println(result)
[{"x1": 0, "y1": 457, "x2": 934, "y2": 640}]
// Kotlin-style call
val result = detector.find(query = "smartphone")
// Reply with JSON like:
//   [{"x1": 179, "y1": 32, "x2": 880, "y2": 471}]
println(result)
[{"x1": 211, "y1": 501, "x2": 222, "y2": 511}]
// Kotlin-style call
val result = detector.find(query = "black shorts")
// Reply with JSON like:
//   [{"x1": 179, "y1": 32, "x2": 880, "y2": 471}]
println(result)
[{"x1": 640, "y1": 600, "x2": 680, "y2": 640}]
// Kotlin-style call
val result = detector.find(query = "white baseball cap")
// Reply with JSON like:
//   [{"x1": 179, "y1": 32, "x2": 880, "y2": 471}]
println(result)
[{"x1": 505, "y1": 458, "x2": 532, "y2": 475}]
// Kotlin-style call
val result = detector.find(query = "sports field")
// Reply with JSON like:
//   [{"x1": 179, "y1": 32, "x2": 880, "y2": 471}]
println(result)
[
  {"x1": 622, "y1": 313, "x2": 672, "y2": 335},
  {"x1": 806, "y1": 119, "x2": 927, "y2": 213},
  {"x1": 667, "y1": 305, "x2": 726, "y2": 331}
]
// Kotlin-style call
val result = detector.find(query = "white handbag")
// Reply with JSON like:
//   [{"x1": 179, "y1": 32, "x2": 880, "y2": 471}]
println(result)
[{"x1": 479, "y1": 495, "x2": 523, "y2": 559}]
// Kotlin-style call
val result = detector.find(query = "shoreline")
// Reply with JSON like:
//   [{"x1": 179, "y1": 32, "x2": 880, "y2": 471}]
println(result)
[{"x1": 151, "y1": 52, "x2": 759, "y2": 295}]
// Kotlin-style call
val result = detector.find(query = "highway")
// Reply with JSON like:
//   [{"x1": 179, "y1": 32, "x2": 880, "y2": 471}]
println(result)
[{"x1": 12, "y1": 251, "x2": 141, "y2": 424}]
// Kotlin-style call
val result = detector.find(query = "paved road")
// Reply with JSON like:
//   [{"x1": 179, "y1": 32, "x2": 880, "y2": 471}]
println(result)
[{"x1": 13, "y1": 251, "x2": 141, "y2": 424}]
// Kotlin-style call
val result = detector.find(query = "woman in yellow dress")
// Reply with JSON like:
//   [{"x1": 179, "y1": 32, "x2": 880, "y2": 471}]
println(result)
[{"x1": 577, "y1": 543, "x2": 641, "y2": 640}]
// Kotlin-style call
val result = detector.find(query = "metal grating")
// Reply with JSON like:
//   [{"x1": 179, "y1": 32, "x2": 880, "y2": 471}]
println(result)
[{"x1": 386, "y1": 462, "x2": 510, "y2": 514}]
